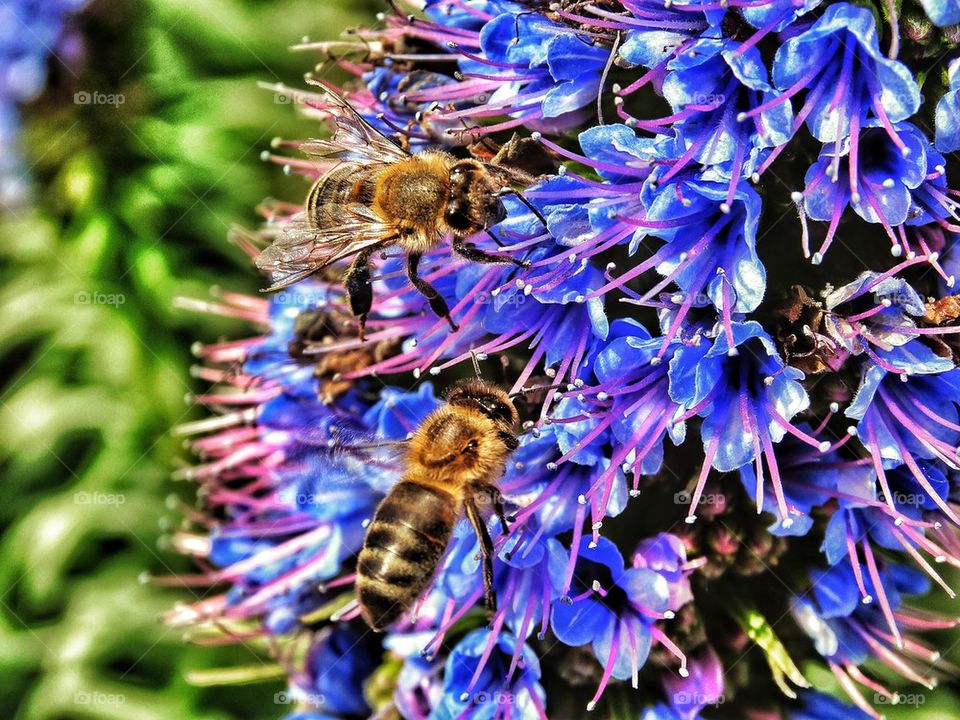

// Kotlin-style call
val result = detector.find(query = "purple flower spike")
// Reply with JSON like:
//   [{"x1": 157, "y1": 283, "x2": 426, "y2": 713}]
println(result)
[{"x1": 168, "y1": 0, "x2": 960, "y2": 716}]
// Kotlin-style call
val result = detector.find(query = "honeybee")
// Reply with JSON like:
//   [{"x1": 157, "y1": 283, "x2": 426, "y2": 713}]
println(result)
[
  {"x1": 255, "y1": 82, "x2": 536, "y2": 340},
  {"x1": 356, "y1": 380, "x2": 520, "y2": 631},
  {"x1": 288, "y1": 306, "x2": 400, "y2": 404}
]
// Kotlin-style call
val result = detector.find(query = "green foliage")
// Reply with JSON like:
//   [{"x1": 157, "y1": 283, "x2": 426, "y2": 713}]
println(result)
[{"x1": 0, "y1": 0, "x2": 375, "y2": 717}]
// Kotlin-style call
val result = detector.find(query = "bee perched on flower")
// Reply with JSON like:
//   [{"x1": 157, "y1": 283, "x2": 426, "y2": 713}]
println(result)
[{"x1": 171, "y1": 0, "x2": 960, "y2": 718}]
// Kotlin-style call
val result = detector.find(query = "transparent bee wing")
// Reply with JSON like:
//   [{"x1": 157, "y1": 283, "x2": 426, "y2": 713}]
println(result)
[
  {"x1": 283, "y1": 421, "x2": 408, "y2": 494},
  {"x1": 252, "y1": 209, "x2": 397, "y2": 291},
  {"x1": 300, "y1": 79, "x2": 410, "y2": 165}
]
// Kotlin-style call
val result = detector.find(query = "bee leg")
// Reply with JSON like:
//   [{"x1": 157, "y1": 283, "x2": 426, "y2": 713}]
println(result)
[
  {"x1": 345, "y1": 250, "x2": 375, "y2": 341},
  {"x1": 491, "y1": 491, "x2": 511, "y2": 536},
  {"x1": 464, "y1": 497, "x2": 497, "y2": 615},
  {"x1": 407, "y1": 253, "x2": 459, "y2": 332},
  {"x1": 452, "y1": 236, "x2": 531, "y2": 270}
]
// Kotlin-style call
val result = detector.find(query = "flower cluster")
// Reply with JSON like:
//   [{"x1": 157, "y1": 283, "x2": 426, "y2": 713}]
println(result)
[{"x1": 172, "y1": 0, "x2": 960, "y2": 718}]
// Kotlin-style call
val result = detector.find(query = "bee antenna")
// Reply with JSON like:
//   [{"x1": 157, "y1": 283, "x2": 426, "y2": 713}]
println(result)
[
  {"x1": 508, "y1": 382, "x2": 568, "y2": 400},
  {"x1": 470, "y1": 348, "x2": 484, "y2": 379},
  {"x1": 485, "y1": 228, "x2": 506, "y2": 248},
  {"x1": 499, "y1": 188, "x2": 548, "y2": 230}
]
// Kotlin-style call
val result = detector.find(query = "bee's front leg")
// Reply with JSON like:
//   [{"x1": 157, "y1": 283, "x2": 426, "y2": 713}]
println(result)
[
  {"x1": 491, "y1": 490, "x2": 510, "y2": 536},
  {"x1": 453, "y1": 235, "x2": 530, "y2": 270},
  {"x1": 345, "y1": 249, "x2": 375, "y2": 341},
  {"x1": 407, "y1": 253, "x2": 459, "y2": 332},
  {"x1": 465, "y1": 496, "x2": 497, "y2": 617}
]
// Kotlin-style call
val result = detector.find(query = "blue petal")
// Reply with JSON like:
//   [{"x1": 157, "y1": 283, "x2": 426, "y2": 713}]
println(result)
[
  {"x1": 551, "y1": 597, "x2": 614, "y2": 647},
  {"x1": 935, "y1": 63, "x2": 960, "y2": 151},
  {"x1": 621, "y1": 567, "x2": 671, "y2": 614},
  {"x1": 591, "y1": 616, "x2": 653, "y2": 680},
  {"x1": 546, "y1": 32, "x2": 605, "y2": 82},
  {"x1": 811, "y1": 565, "x2": 861, "y2": 619},
  {"x1": 917, "y1": 0, "x2": 960, "y2": 25},
  {"x1": 820, "y1": 512, "x2": 850, "y2": 565},
  {"x1": 620, "y1": 29, "x2": 688, "y2": 68}
]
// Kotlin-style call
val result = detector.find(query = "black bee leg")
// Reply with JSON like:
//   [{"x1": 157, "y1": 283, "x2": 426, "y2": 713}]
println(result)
[
  {"x1": 491, "y1": 491, "x2": 510, "y2": 536},
  {"x1": 407, "y1": 253, "x2": 459, "y2": 332},
  {"x1": 465, "y1": 497, "x2": 497, "y2": 615},
  {"x1": 345, "y1": 249, "x2": 374, "y2": 341},
  {"x1": 453, "y1": 235, "x2": 530, "y2": 269}
]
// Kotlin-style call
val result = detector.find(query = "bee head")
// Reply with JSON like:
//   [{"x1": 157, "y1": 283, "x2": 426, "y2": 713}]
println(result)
[
  {"x1": 446, "y1": 160, "x2": 508, "y2": 234},
  {"x1": 446, "y1": 380, "x2": 519, "y2": 430}
]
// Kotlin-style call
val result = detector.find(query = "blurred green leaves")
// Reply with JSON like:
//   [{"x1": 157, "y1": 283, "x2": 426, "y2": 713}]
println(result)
[{"x1": 0, "y1": 0, "x2": 374, "y2": 717}]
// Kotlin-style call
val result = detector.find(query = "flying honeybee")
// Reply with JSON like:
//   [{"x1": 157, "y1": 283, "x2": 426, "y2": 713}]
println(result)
[
  {"x1": 255, "y1": 82, "x2": 538, "y2": 339},
  {"x1": 355, "y1": 380, "x2": 520, "y2": 631}
]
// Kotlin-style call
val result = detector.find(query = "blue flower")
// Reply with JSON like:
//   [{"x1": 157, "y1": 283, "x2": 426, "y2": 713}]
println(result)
[
  {"x1": 633, "y1": 533, "x2": 695, "y2": 612},
  {"x1": 444, "y1": 7, "x2": 608, "y2": 132},
  {"x1": 617, "y1": 1, "x2": 713, "y2": 71},
  {"x1": 431, "y1": 629, "x2": 546, "y2": 720},
  {"x1": 641, "y1": 175, "x2": 766, "y2": 317},
  {"x1": 792, "y1": 562, "x2": 938, "y2": 696},
  {"x1": 655, "y1": 42, "x2": 794, "y2": 172},
  {"x1": 801, "y1": 122, "x2": 932, "y2": 262},
  {"x1": 773, "y1": 3, "x2": 920, "y2": 143},
  {"x1": 289, "y1": 625, "x2": 381, "y2": 717},
  {"x1": 551, "y1": 537, "x2": 674, "y2": 708},
  {"x1": 739, "y1": 427, "x2": 844, "y2": 536},
  {"x1": 394, "y1": 654, "x2": 443, "y2": 720},
  {"x1": 588, "y1": 319, "x2": 686, "y2": 476},
  {"x1": 668, "y1": 321, "x2": 809, "y2": 524},
  {"x1": 818, "y1": 460, "x2": 958, "y2": 601},
  {"x1": 844, "y1": 341, "x2": 960, "y2": 528},
  {"x1": 738, "y1": 0, "x2": 824, "y2": 32},
  {"x1": 819, "y1": 273, "x2": 937, "y2": 357}
]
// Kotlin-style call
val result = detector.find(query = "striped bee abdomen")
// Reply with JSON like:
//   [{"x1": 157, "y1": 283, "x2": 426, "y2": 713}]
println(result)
[
  {"x1": 306, "y1": 163, "x2": 379, "y2": 227},
  {"x1": 356, "y1": 481, "x2": 457, "y2": 631}
]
